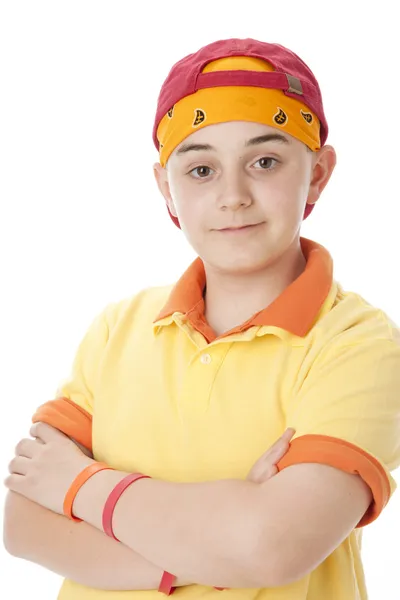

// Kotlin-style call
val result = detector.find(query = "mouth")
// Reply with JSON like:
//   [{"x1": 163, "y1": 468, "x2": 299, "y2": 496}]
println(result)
[{"x1": 217, "y1": 223, "x2": 263, "y2": 233}]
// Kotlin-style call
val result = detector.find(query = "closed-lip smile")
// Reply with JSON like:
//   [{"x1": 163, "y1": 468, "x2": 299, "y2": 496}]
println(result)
[{"x1": 217, "y1": 223, "x2": 262, "y2": 231}]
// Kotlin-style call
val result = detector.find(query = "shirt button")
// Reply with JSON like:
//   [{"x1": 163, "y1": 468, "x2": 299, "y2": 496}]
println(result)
[{"x1": 200, "y1": 353, "x2": 212, "y2": 365}]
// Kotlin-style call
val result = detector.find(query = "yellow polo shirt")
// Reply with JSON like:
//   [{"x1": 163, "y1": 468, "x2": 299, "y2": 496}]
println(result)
[{"x1": 33, "y1": 237, "x2": 400, "y2": 600}]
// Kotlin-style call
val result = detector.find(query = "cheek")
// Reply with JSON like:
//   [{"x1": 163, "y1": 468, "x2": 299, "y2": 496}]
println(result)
[
  {"x1": 262, "y1": 187, "x2": 295, "y2": 215},
  {"x1": 262, "y1": 172, "x2": 307, "y2": 214},
  {"x1": 173, "y1": 197, "x2": 195, "y2": 222},
  {"x1": 172, "y1": 197, "x2": 207, "y2": 243},
  {"x1": 173, "y1": 188, "x2": 208, "y2": 223}
]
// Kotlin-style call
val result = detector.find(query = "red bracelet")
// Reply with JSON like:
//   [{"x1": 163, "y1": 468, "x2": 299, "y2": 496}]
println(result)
[
  {"x1": 102, "y1": 472, "x2": 178, "y2": 595},
  {"x1": 102, "y1": 472, "x2": 151, "y2": 540},
  {"x1": 158, "y1": 570, "x2": 177, "y2": 595}
]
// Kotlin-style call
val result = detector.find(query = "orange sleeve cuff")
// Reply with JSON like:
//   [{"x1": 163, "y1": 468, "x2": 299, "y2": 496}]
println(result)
[
  {"x1": 276, "y1": 434, "x2": 392, "y2": 528},
  {"x1": 32, "y1": 397, "x2": 93, "y2": 452}
]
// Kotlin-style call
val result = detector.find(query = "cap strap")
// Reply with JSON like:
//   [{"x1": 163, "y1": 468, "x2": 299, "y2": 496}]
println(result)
[{"x1": 196, "y1": 70, "x2": 304, "y2": 96}]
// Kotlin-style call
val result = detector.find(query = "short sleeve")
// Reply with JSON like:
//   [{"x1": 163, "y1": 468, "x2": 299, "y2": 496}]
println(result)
[
  {"x1": 32, "y1": 305, "x2": 112, "y2": 450},
  {"x1": 278, "y1": 339, "x2": 400, "y2": 527},
  {"x1": 54, "y1": 306, "x2": 111, "y2": 414}
]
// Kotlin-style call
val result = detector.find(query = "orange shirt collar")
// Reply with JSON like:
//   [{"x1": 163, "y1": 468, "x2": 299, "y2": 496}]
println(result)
[{"x1": 154, "y1": 237, "x2": 333, "y2": 341}]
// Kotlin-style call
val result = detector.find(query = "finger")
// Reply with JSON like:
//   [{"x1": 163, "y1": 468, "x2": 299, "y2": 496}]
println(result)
[
  {"x1": 30, "y1": 422, "x2": 67, "y2": 443},
  {"x1": 262, "y1": 429, "x2": 295, "y2": 461},
  {"x1": 278, "y1": 429, "x2": 296, "y2": 446},
  {"x1": 252, "y1": 465, "x2": 278, "y2": 484},
  {"x1": 264, "y1": 465, "x2": 278, "y2": 479},
  {"x1": 269, "y1": 444, "x2": 290, "y2": 463},
  {"x1": 252, "y1": 428, "x2": 296, "y2": 468},
  {"x1": 274, "y1": 428, "x2": 295, "y2": 448},
  {"x1": 15, "y1": 438, "x2": 41, "y2": 458},
  {"x1": 268, "y1": 428, "x2": 295, "y2": 453},
  {"x1": 4, "y1": 473, "x2": 25, "y2": 491},
  {"x1": 8, "y1": 456, "x2": 31, "y2": 475},
  {"x1": 273, "y1": 430, "x2": 295, "y2": 453},
  {"x1": 281, "y1": 427, "x2": 296, "y2": 440}
]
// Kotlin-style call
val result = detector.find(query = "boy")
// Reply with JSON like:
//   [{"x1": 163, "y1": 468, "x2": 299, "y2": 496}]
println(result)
[{"x1": 4, "y1": 37, "x2": 400, "y2": 600}]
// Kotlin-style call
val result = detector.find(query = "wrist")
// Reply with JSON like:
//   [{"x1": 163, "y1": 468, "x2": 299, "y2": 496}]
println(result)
[{"x1": 73, "y1": 467, "x2": 129, "y2": 530}]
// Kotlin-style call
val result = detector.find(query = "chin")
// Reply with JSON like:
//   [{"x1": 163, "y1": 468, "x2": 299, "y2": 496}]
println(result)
[{"x1": 212, "y1": 256, "x2": 269, "y2": 275}]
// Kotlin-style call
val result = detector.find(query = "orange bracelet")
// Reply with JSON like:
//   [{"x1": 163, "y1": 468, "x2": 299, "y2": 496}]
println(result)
[{"x1": 63, "y1": 462, "x2": 113, "y2": 522}]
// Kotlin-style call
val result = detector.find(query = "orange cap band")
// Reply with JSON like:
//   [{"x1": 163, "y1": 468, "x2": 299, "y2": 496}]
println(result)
[{"x1": 157, "y1": 56, "x2": 321, "y2": 168}]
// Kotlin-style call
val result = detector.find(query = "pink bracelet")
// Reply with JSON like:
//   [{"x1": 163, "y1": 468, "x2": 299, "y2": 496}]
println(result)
[
  {"x1": 158, "y1": 570, "x2": 177, "y2": 595},
  {"x1": 102, "y1": 472, "x2": 177, "y2": 595},
  {"x1": 102, "y1": 472, "x2": 151, "y2": 540}
]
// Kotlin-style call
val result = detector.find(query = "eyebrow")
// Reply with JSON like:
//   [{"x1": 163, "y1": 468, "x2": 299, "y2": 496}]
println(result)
[{"x1": 176, "y1": 133, "x2": 290, "y2": 155}]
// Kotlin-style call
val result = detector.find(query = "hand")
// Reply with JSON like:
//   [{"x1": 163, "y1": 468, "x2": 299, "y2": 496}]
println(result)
[
  {"x1": 4, "y1": 422, "x2": 94, "y2": 515},
  {"x1": 246, "y1": 428, "x2": 295, "y2": 484},
  {"x1": 71, "y1": 438, "x2": 94, "y2": 459}
]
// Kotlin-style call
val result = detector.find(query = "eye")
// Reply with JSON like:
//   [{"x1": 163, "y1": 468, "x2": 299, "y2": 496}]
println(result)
[
  {"x1": 187, "y1": 157, "x2": 279, "y2": 180},
  {"x1": 188, "y1": 165, "x2": 214, "y2": 179},
  {"x1": 254, "y1": 157, "x2": 279, "y2": 170}
]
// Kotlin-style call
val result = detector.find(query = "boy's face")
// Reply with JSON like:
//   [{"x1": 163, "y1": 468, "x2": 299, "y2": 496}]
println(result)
[{"x1": 154, "y1": 121, "x2": 335, "y2": 275}]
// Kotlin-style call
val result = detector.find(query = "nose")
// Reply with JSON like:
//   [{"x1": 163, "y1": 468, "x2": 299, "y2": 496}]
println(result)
[{"x1": 217, "y1": 171, "x2": 252, "y2": 211}]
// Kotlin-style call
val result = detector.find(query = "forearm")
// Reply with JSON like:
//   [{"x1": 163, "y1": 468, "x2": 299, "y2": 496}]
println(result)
[
  {"x1": 74, "y1": 471, "x2": 263, "y2": 588},
  {"x1": 3, "y1": 491, "x2": 191, "y2": 591}
]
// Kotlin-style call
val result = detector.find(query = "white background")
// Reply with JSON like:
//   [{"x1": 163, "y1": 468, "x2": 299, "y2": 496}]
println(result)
[{"x1": 1, "y1": 1, "x2": 399, "y2": 598}]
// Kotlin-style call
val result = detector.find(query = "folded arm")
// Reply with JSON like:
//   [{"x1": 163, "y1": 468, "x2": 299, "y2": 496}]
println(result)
[
  {"x1": 72, "y1": 454, "x2": 375, "y2": 590},
  {"x1": 3, "y1": 491, "x2": 191, "y2": 591}
]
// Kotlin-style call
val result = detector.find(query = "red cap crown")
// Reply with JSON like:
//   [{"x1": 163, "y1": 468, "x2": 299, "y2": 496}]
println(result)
[{"x1": 152, "y1": 38, "x2": 328, "y2": 151}]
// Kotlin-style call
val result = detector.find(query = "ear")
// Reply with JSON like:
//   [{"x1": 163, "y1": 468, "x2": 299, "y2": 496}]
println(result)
[
  {"x1": 153, "y1": 162, "x2": 178, "y2": 217},
  {"x1": 306, "y1": 145, "x2": 337, "y2": 206}
]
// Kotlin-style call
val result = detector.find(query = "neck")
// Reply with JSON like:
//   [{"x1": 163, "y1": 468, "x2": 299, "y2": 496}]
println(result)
[{"x1": 203, "y1": 239, "x2": 307, "y2": 337}]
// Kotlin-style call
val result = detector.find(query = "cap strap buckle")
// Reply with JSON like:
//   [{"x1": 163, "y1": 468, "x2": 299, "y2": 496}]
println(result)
[{"x1": 286, "y1": 74, "x2": 303, "y2": 95}]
